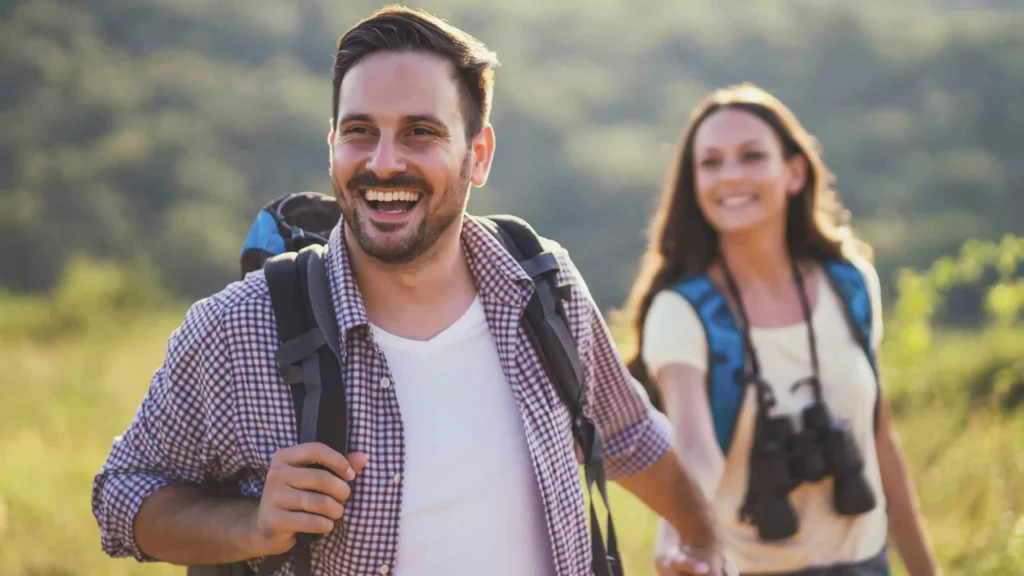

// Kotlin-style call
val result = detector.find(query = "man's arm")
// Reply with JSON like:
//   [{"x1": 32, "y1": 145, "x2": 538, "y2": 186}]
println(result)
[
  {"x1": 556, "y1": 253, "x2": 723, "y2": 563},
  {"x1": 616, "y1": 449, "x2": 722, "y2": 557},
  {"x1": 92, "y1": 294, "x2": 367, "y2": 565},
  {"x1": 91, "y1": 297, "x2": 231, "y2": 561},
  {"x1": 132, "y1": 445, "x2": 367, "y2": 564},
  {"x1": 584, "y1": 299, "x2": 723, "y2": 557},
  {"x1": 132, "y1": 484, "x2": 265, "y2": 563}
]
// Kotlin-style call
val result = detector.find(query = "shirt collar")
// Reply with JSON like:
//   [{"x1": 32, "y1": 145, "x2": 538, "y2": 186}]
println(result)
[{"x1": 324, "y1": 214, "x2": 535, "y2": 346}]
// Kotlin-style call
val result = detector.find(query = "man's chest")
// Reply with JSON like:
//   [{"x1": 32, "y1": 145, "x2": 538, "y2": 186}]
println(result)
[
  {"x1": 221, "y1": 306, "x2": 589, "y2": 574},
  {"x1": 371, "y1": 303, "x2": 542, "y2": 503}
]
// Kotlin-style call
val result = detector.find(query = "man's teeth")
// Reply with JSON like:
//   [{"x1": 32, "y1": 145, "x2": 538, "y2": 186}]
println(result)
[{"x1": 364, "y1": 189, "x2": 421, "y2": 202}]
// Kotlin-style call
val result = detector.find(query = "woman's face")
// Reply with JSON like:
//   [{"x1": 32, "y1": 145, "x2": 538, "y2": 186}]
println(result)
[{"x1": 692, "y1": 107, "x2": 807, "y2": 238}]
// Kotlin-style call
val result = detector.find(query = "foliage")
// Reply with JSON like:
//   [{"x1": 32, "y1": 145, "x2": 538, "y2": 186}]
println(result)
[
  {"x1": 0, "y1": 255, "x2": 168, "y2": 339},
  {"x1": 888, "y1": 234, "x2": 1024, "y2": 376},
  {"x1": 1, "y1": 0, "x2": 1022, "y2": 315}
]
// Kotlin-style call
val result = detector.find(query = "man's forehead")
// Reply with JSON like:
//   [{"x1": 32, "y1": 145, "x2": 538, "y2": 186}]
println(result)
[{"x1": 338, "y1": 51, "x2": 462, "y2": 123}]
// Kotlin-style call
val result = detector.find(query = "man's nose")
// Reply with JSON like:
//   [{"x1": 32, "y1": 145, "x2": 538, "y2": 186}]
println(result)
[{"x1": 365, "y1": 137, "x2": 407, "y2": 178}]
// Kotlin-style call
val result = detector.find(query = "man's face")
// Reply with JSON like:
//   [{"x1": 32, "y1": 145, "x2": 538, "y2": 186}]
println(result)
[{"x1": 329, "y1": 51, "x2": 494, "y2": 265}]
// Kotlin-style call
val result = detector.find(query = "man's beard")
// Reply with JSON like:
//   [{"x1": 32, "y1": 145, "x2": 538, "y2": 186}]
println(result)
[{"x1": 333, "y1": 154, "x2": 473, "y2": 265}]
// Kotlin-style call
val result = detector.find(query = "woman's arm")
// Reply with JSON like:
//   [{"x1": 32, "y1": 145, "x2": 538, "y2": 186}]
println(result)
[
  {"x1": 658, "y1": 364, "x2": 727, "y2": 500},
  {"x1": 653, "y1": 363, "x2": 728, "y2": 575},
  {"x1": 875, "y1": 390, "x2": 941, "y2": 575}
]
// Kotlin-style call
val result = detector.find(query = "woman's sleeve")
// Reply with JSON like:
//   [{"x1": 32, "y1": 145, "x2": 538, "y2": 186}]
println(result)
[{"x1": 641, "y1": 289, "x2": 709, "y2": 377}]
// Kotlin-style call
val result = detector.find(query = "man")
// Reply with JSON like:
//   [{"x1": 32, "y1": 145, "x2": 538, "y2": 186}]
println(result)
[{"x1": 92, "y1": 6, "x2": 727, "y2": 575}]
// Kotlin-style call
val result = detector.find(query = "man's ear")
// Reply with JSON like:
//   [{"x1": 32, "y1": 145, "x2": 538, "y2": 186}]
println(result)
[
  {"x1": 327, "y1": 118, "x2": 336, "y2": 167},
  {"x1": 469, "y1": 123, "x2": 496, "y2": 188}
]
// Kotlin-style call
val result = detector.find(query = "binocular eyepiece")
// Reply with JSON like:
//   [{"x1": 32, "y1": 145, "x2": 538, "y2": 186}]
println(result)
[{"x1": 742, "y1": 399, "x2": 876, "y2": 541}]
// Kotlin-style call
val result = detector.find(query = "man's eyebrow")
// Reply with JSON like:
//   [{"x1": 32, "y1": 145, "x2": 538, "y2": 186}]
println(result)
[
  {"x1": 338, "y1": 114, "x2": 449, "y2": 130},
  {"x1": 402, "y1": 114, "x2": 446, "y2": 126},
  {"x1": 338, "y1": 113, "x2": 373, "y2": 125}
]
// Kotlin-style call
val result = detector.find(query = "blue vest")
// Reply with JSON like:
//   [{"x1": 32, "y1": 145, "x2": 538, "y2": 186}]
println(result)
[{"x1": 672, "y1": 260, "x2": 879, "y2": 454}]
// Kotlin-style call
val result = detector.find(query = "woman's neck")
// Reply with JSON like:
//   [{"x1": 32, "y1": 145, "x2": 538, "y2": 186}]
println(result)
[{"x1": 718, "y1": 229, "x2": 793, "y2": 290}]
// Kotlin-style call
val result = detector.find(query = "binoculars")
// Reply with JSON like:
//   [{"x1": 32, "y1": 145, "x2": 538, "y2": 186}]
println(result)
[{"x1": 742, "y1": 387, "x2": 876, "y2": 541}]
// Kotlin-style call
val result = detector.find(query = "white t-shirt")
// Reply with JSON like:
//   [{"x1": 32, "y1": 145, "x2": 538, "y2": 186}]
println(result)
[
  {"x1": 369, "y1": 296, "x2": 557, "y2": 576},
  {"x1": 642, "y1": 258, "x2": 888, "y2": 573}
]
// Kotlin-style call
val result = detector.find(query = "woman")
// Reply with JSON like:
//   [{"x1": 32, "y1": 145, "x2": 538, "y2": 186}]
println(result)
[{"x1": 621, "y1": 83, "x2": 939, "y2": 575}]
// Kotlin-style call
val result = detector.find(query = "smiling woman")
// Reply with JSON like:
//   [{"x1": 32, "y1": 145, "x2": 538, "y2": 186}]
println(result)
[{"x1": 620, "y1": 83, "x2": 941, "y2": 575}]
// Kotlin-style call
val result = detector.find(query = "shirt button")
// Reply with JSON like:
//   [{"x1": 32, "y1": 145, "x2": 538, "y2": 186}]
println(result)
[
  {"x1": 393, "y1": 473, "x2": 402, "y2": 485},
  {"x1": 379, "y1": 564, "x2": 390, "y2": 575},
  {"x1": 380, "y1": 377, "x2": 391, "y2": 389}
]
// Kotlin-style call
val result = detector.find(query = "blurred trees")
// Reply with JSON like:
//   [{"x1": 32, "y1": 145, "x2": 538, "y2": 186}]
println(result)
[{"x1": 1, "y1": 0, "x2": 1021, "y2": 319}]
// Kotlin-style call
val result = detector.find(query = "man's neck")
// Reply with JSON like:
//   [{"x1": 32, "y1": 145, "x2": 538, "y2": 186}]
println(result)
[{"x1": 345, "y1": 219, "x2": 478, "y2": 341}]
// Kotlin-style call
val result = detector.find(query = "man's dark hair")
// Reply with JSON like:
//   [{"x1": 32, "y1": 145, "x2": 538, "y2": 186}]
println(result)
[{"x1": 332, "y1": 5, "x2": 500, "y2": 139}]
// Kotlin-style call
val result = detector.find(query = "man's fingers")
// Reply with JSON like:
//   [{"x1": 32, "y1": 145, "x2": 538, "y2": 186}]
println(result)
[
  {"x1": 273, "y1": 487, "x2": 345, "y2": 520},
  {"x1": 274, "y1": 509, "x2": 336, "y2": 535},
  {"x1": 347, "y1": 451, "x2": 369, "y2": 474},
  {"x1": 280, "y1": 467, "x2": 352, "y2": 505},
  {"x1": 274, "y1": 443, "x2": 358, "y2": 481}
]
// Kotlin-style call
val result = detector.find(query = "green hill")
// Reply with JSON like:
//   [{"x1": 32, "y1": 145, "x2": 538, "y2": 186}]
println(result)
[{"x1": 2, "y1": 0, "x2": 1022, "y2": 316}]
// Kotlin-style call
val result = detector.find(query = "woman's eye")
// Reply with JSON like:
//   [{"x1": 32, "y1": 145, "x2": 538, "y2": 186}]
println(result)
[
  {"x1": 700, "y1": 157, "x2": 722, "y2": 168},
  {"x1": 743, "y1": 151, "x2": 766, "y2": 162}
]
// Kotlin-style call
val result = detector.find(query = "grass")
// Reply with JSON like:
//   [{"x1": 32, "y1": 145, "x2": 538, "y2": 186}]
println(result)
[{"x1": 1, "y1": 301, "x2": 1022, "y2": 575}]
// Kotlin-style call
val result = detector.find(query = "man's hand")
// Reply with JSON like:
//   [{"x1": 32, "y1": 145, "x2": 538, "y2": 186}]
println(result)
[{"x1": 254, "y1": 443, "x2": 368, "y2": 556}]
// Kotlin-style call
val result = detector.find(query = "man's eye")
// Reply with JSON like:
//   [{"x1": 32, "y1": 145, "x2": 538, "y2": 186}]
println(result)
[{"x1": 409, "y1": 127, "x2": 436, "y2": 137}]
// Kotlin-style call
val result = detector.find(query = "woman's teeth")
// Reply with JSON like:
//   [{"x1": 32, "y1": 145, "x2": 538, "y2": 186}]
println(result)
[{"x1": 719, "y1": 194, "x2": 757, "y2": 207}]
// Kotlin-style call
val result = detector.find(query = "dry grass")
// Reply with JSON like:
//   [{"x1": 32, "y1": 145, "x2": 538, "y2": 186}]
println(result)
[{"x1": 1, "y1": 304, "x2": 1021, "y2": 575}]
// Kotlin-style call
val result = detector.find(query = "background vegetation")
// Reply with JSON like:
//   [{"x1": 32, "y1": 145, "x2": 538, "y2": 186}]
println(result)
[
  {"x1": 1, "y1": 0, "x2": 1021, "y2": 574},
  {"x1": 2, "y1": 0, "x2": 1022, "y2": 311}
]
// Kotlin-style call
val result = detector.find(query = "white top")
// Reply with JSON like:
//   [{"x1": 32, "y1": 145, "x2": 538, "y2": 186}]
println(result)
[
  {"x1": 642, "y1": 258, "x2": 888, "y2": 573},
  {"x1": 370, "y1": 296, "x2": 557, "y2": 576}
]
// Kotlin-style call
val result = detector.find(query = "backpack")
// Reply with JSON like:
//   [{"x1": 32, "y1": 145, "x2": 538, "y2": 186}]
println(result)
[
  {"x1": 188, "y1": 192, "x2": 623, "y2": 576},
  {"x1": 672, "y1": 261, "x2": 880, "y2": 455}
]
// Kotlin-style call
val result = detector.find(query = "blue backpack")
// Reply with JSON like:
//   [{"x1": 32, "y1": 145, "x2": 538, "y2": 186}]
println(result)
[{"x1": 672, "y1": 260, "x2": 880, "y2": 454}]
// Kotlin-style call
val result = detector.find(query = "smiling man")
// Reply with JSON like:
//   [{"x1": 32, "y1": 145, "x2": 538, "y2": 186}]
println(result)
[{"x1": 92, "y1": 6, "x2": 727, "y2": 576}]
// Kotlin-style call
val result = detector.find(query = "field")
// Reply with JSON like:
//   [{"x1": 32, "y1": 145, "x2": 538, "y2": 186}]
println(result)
[{"x1": 1, "y1": 265, "x2": 1022, "y2": 575}]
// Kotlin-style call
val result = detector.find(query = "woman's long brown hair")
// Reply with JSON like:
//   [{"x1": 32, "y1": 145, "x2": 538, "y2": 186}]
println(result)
[{"x1": 620, "y1": 83, "x2": 871, "y2": 409}]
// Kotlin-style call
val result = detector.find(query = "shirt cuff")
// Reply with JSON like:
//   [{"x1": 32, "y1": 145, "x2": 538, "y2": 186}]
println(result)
[
  {"x1": 93, "y1": 471, "x2": 178, "y2": 562},
  {"x1": 601, "y1": 409, "x2": 673, "y2": 479}
]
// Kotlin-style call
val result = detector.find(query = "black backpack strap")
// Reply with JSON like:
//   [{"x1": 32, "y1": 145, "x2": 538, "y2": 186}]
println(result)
[
  {"x1": 258, "y1": 245, "x2": 348, "y2": 576},
  {"x1": 479, "y1": 214, "x2": 624, "y2": 576}
]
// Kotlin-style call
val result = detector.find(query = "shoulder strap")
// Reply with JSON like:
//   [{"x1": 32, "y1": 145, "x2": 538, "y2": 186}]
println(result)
[
  {"x1": 673, "y1": 276, "x2": 748, "y2": 454},
  {"x1": 478, "y1": 214, "x2": 623, "y2": 576},
  {"x1": 257, "y1": 245, "x2": 348, "y2": 576},
  {"x1": 820, "y1": 260, "x2": 880, "y2": 432},
  {"x1": 481, "y1": 215, "x2": 584, "y2": 414}
]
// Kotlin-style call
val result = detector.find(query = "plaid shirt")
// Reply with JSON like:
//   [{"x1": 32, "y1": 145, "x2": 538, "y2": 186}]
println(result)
[{"x1": 92, "y1": 216, "x2": 672, "y2": 575}]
